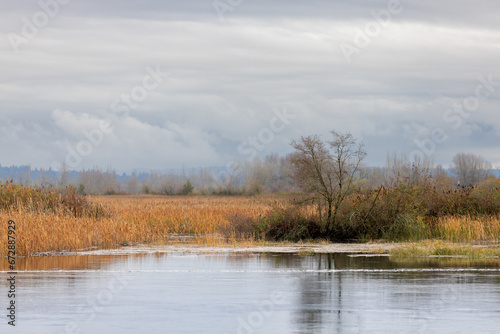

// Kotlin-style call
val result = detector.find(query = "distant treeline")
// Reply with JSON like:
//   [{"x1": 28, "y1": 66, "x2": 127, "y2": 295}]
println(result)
[{"x1": 1, "y1": 152, "x2": 499, "y2": 196}]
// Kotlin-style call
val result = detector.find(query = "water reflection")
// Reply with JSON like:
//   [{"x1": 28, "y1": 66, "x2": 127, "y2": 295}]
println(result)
[
  {"x1": 0, "y1": 252, "x2": 499, "y2": 333},
  {"x1": 0, "y1": 255, "x2": 115, "y2": 271},
  {"x1": 266, "y1": 254, "x2": 500, "y2": 333}
]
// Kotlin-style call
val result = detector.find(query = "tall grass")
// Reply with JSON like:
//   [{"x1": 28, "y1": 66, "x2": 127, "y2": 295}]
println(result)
[
  {"x1": 96, "y1": 195, "x2": 273, "y2": 235},
  {"x1": 390, "y1": 240, "x2": 500, "y2": 259},
  {"x1": 0, "y1": 208, "x2": 169, "y2": 256},
  {"x1": 0, "y1": 181, "x2": 105, "y2": 218},
  {"x1": 0, "y1": 190, "x2": 276, "y2": 255},
  {"x1": 434, "y1": 215, "x2": 500, "y2": 243},
  {"x1": 1, "y1": 180, "x2": 500, "y2": 256}
]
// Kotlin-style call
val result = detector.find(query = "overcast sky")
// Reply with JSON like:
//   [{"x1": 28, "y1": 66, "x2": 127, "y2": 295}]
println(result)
[{"x1": 1, "y1": 0, "x2": 499, "y2": 172}]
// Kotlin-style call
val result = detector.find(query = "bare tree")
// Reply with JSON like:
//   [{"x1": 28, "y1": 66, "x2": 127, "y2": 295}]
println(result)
[
  {"x1": 288, "y1": 131, "x2": 366, "y2": 235},
  {"x1": 127, "y1": 170, "x2": 140, "y2": 193},
  {"x1": 451, "y1": 152, "x2": 492, "y2": 186},
  {"x1": 385, "y1": 151, "x2": 433, "y2": 186},
  {"x1": 59, "y1": 162, "x2": 69, "y2": 187}
]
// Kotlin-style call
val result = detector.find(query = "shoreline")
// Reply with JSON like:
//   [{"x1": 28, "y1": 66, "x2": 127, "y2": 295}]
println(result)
[
  {"x1": 26, "y1": 240, "x2": 500, "y2": 260},
  {"x1": 32, "y1": 242, "x2": 399, "y2": 257}
]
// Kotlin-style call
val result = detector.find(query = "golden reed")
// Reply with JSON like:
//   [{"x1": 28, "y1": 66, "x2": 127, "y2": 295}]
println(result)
[
  {"x1": 1, "y1": 192, "x2": 498, "y2": 256},
  {"x1": 0, "y1": 195, "x2": 275, "y2": 255}
]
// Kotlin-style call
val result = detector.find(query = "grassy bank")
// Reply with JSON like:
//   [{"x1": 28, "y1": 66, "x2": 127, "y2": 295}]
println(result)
[
  {"x1": 1, "y1": 182, "x2": 500, "y2": 256},
  {"x1": 389, "y1": 240, "x2": 500, "y2": 259}
]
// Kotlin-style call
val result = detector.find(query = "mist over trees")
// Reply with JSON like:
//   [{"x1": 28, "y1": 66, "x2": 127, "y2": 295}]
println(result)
[
  {"x1": 0, "y1": 149, "x2": 496, "y2": 195},
  {"x1": 0, "y1": 155, "x2": 298, "y2": 195}
]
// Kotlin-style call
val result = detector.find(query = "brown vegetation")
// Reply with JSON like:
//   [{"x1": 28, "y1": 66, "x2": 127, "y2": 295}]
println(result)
[
  {"x1": 1, "y1": 176, "x2": 500, "y2": 256},
  {"x1": 0, "y1": 185, "x2": 277, "y2": 255}
]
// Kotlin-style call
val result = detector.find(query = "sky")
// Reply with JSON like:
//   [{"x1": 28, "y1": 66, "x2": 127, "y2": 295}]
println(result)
[{"x1": 1, "y1": 0, "x2": 499, "y2": 172}]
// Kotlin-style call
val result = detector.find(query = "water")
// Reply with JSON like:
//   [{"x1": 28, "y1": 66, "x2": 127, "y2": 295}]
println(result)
[{"x1": 1, "y1": 252, "x2": 500, "y2": 333}]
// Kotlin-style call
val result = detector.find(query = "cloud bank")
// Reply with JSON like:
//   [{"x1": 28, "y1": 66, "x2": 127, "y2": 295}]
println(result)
[{"x1": 1, "y1": 0, "x2": 499, "y2": 171}]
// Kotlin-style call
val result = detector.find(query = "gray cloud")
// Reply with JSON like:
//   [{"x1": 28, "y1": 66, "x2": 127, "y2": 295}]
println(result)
[{"x1": 1, "y1": 0, "x2": 499, "y2": 171}]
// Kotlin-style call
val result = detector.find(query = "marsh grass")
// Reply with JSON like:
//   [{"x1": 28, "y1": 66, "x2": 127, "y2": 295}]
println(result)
[
  {"x1": 390, "y1": 240, "x2": 500, "y2": 258},
  {"x1": 0, "y1": 192, "x2": 275, "y2": 255},
  {"x1": 0, "y1": 209, "x2": 169, "y2": 255},
  {"x1": 2, "y1": 183, "x2": 500, "y2": 256},
  {"x1": 434, "y1": 215, "x2": 500, "y2": 242},
  {"x1": 389, "y1": 255, "x2": 500, "y2": 267},
  {"x1": 0, "y1": 181, "x2": 105, "y2": 218}
]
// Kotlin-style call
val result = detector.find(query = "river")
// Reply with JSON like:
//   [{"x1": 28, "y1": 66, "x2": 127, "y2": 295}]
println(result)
[{"x1": 1, "y1": 251, "x2": 500, "y2": 333}]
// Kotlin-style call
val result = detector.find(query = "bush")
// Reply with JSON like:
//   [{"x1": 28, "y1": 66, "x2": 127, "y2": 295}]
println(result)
[
  {"x1": 379, "y1": 213, "x2": 430, "y2": 241},
  {"x1": 470, "y1": 177, "x2": 500, "y2": 215},
  {"x1": 180, "y1": 179, "x2": 194, "y2": 195},
  {"x1": 259, "y1": 206, "x2": 322, "y2": 242},
  {"x1": 218, "y1": 212, "x2": 258, "y2": 239},
  {"x1": 274, "y1": 175, "x2": 500, "y2": 242}
]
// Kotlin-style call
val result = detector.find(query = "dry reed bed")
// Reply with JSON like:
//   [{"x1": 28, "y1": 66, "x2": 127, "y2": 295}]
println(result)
[
  {"x1": 94, "y1": 195, "x2": 276, "y2": 234},
  {"x1": 0, "y1": 209, "x2": 166, "y2": 256},
  {"x1": 0, "y1": 196, "x2": 277, "y2": 256},
  {"x1": 1, "y1": 194, "x2": 499, "y2": 256}
]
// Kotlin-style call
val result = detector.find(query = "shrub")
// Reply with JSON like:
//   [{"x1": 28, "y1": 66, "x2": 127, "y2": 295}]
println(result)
[
  {"x1": 259, "y1": 206, "x2": 321, "y2": 242},
  {"x1": 180, "y1": 179, "x2": 194, "y2": 195},
  {"x1": 218, "y1": 212, "x2": 258, "y2": 239}
]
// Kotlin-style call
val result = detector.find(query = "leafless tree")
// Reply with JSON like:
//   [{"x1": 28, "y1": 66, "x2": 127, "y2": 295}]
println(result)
[
  {"x1": 451, "y1": 152, "x2": 492, "y2": 187},
  {"x1": 288, "y1": 131, "x2": 366, "y2": 235},
  {"x1": 77, "y1": 166, "x2": 120, "y2": 194},
  {"x1": 126, "y1": 170, "x2": 140, "y2": 193},
  {"x1": 385, "y1": 151, "x2": 433, "y2": 186},
  {"x1": 59, "y1": 162, "x2": 69, "y2": 187}
]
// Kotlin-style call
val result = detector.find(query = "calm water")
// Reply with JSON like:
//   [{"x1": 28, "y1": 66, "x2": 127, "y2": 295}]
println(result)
[{"x1": 1, "y1": 252, "x2": 500, "y2": 333}]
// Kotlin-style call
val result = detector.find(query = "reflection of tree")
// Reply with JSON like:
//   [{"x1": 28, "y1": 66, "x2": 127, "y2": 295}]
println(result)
[
  {"x1": 289, "y1": 254, "x2": 426, "y2": 333},
  {"x1": 290, "y1": 254, "x2": 349, "y2": 333},
  {"x1": 284, "y1": 253, "x2": 500, "y2": 333}
]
